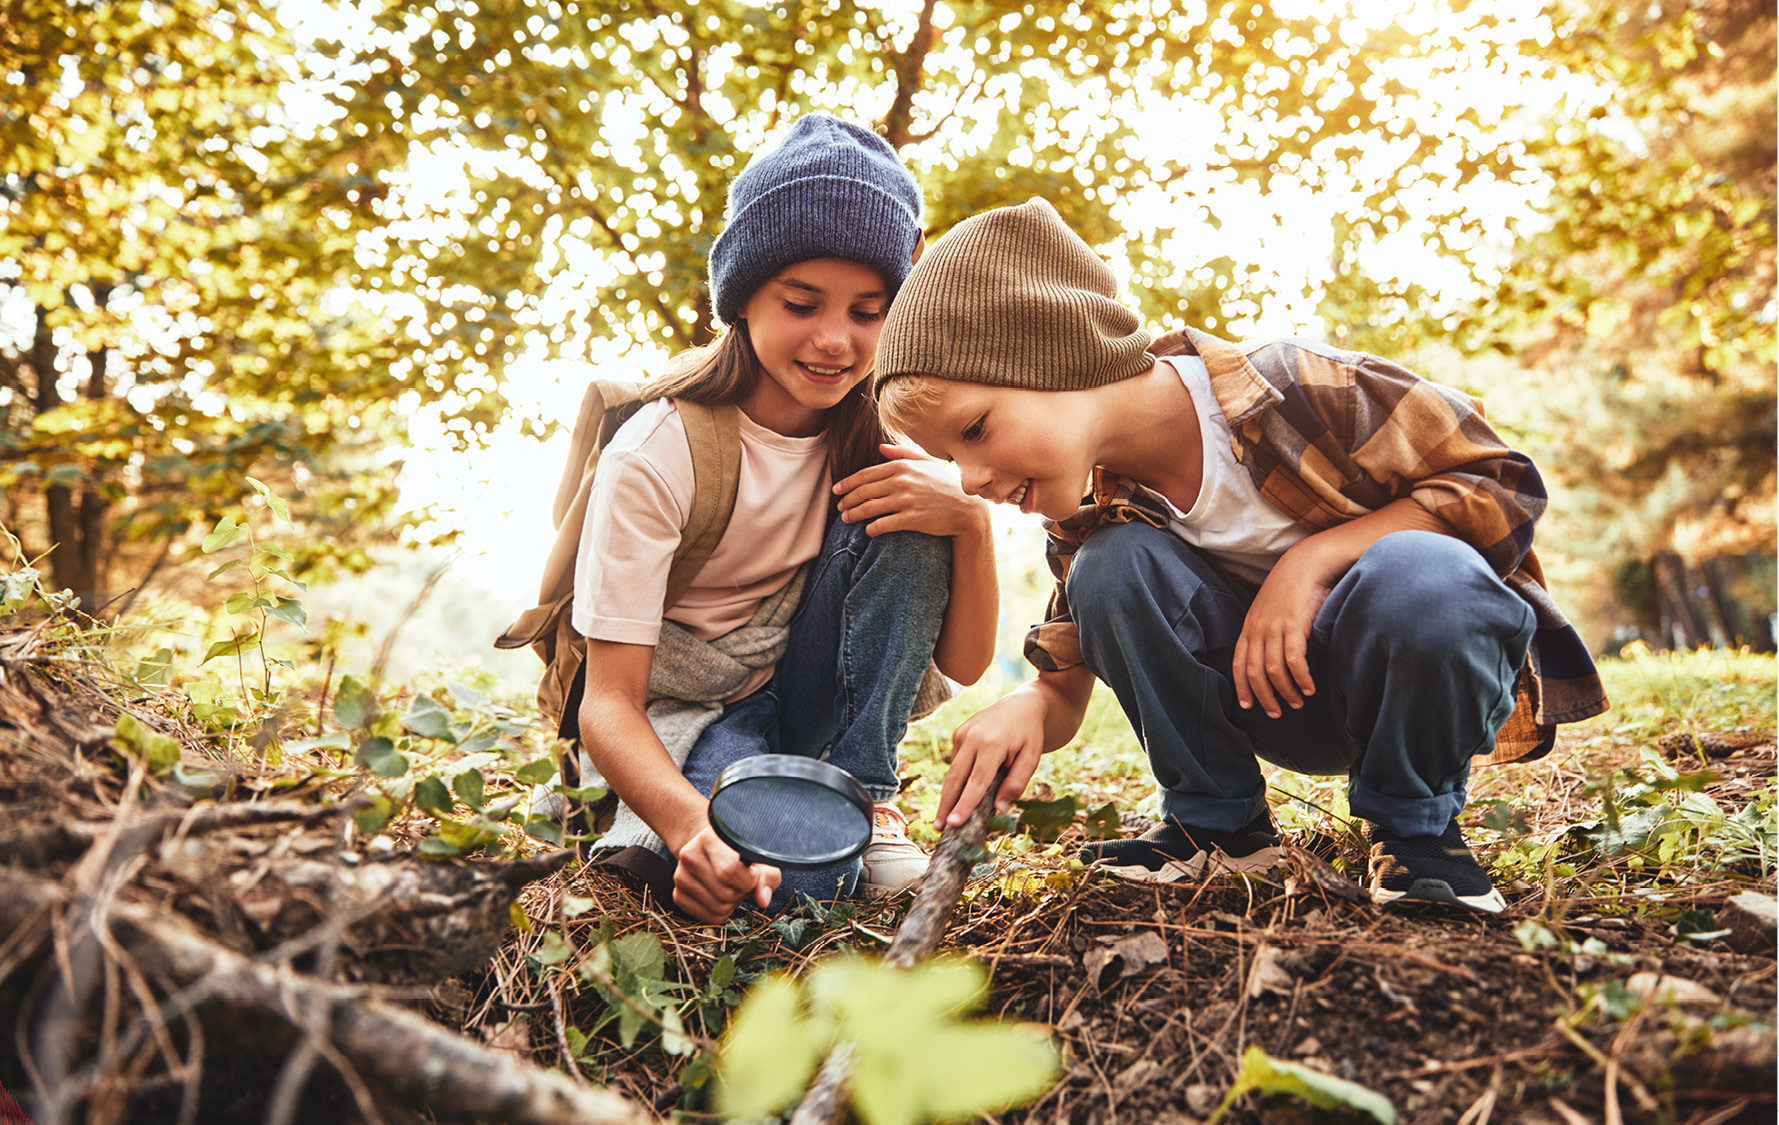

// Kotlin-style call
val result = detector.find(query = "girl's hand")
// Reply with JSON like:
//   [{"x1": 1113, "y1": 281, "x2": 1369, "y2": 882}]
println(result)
[
  {"x1": 1231, "y1": 548, "x2": 1334, "y2": 719},
  {"x1": 935, "y1": 691, "x2": 1047, "y2": 829},
  {"x1": 673, "y1": 825, "x2": 780, "y2": 924},
  {"x1": 833, "y1": 443, "x2": 990, "y2": 538}
]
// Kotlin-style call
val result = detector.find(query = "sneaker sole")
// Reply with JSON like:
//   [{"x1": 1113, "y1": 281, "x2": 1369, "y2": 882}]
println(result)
[
  {"x1": 1371, "y1": 877, "x2": 1506, "y2": 915},
  {"x1": 1092, "y1": 845, "x2": 1283, "y2": 884}
]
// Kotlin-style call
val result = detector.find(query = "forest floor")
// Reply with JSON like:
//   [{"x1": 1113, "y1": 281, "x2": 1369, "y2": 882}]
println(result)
[{"x1": 0, "y1": 618, "x2": 1773, "y2": 1125}]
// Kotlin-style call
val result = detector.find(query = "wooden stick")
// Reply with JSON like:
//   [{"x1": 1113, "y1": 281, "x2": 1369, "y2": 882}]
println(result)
[{"x1": 788, "y1": 767, "x2": 1006, "y2": 1124}]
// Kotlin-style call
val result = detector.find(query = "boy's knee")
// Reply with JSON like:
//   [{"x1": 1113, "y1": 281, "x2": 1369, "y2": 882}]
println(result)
[
  {"x1": 1066, "y1": 522, "x2": 1172, "y2": 626},
  {"x1": 1338, "y1": 531, "x2": 1531, "y2": 650}
]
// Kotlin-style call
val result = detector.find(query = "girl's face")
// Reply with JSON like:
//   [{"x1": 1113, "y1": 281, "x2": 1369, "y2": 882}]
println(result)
[{"x1": 737, "y1": 259, "x2": 889, "y2": 437}]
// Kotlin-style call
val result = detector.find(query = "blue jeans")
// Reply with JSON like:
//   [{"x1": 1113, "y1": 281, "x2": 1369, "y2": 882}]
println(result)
[
  {"x1": 1067, "y1": 523, "x2": 1534, "y2": 838},
  {"x1": 668, "y1": 516, "x2": 950, "y2": 910}
]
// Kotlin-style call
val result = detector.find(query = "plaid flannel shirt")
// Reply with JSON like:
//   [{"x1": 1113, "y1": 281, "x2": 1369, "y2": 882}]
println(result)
[{"x1": 1024, "y1": 327, "x2": 1608, "y2": 765}]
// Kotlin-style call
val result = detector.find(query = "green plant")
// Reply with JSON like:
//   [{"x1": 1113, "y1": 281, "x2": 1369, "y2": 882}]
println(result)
[
  {"x1": 1205, "y1": 1047, "x2": 1395, "y2": 1125},
  {"x1": 194, "y1": 477, "x2": 308, "y2": 752},
  {"x1": 716, "y1": 954, "x2": 1058, "y2": 1125}
]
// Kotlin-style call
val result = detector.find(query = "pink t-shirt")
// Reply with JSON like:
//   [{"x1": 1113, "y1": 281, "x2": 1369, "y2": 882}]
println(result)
[{"x1": 572, "y1": 399, "x2": 830, "y2": 677}]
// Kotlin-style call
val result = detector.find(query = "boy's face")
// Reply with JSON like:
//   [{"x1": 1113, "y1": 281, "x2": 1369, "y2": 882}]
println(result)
[{"x1": 898, "y1": 378, "x2": 1098, "y2": 520}]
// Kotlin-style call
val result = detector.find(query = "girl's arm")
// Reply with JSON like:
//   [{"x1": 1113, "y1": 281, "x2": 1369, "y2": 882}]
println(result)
[
  {"x1": 833, "y1": 442, "x2": 997, "y2": 684},
  {"x1": 578, "y1": 638, "x2": 779, "y2": 922}
]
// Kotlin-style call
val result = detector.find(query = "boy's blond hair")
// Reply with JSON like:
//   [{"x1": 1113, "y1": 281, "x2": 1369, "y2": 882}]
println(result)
[{"x1": 875, "y1": 372, "x2": 944, "y2": 439}]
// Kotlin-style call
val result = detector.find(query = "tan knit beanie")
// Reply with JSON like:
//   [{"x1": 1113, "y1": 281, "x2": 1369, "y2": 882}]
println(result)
[{"x1": 875, "y1": 197, "x2": 1152, "y2": 392}]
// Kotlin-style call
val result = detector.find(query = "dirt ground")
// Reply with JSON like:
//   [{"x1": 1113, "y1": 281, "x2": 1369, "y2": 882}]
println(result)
[{"x1": 2, "y1": 623, "x2": 1773, "y2": 1125}]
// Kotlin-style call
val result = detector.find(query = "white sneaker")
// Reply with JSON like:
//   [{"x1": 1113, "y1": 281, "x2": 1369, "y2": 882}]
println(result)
[{"x1": 861, "y1": 803, "x2": 929, "y2": 898}]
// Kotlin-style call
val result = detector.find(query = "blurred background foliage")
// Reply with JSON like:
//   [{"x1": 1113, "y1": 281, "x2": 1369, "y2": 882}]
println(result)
[{"x1": 1, "y1": 0, "x2": 1772, "y2": 667}]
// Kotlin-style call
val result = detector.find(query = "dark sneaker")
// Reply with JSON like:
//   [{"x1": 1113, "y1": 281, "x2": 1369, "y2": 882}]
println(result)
[
  {"x1": 1365, "y1": 820, "x2": 1506, "y2": 914},
  {"x1": 1078, "y1": 810, "x2": 1282, "y2": 882}
]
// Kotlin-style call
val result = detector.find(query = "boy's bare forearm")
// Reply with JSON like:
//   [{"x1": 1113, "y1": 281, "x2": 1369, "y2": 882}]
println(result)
[
  {"x1": 933, "y1": 504, "x2": 997, "y2": 684},
  {"x1": 1030, "y1": 665, "x2": 1096, "y2": 750}
]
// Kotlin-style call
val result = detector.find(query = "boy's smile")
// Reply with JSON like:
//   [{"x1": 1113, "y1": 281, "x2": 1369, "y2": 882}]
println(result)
[{"x1": 897, "y1": 380, "x2": 1101, "y2": 521}]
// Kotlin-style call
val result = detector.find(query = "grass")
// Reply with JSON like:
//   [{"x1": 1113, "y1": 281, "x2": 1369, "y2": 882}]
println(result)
[{"x1": 891, "y1": 646, "x2": 1778, "y2": 907}]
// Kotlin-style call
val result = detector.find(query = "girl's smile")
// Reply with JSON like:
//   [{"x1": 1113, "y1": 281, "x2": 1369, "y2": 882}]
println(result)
[{"x1": 737, "y1": 259, "x2": 889, "y2": 437}]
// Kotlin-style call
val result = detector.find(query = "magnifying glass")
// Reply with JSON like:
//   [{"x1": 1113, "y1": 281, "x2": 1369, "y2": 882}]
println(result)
[{"x1": 707, "y1": 756, "x2": 873, "y2": 869}]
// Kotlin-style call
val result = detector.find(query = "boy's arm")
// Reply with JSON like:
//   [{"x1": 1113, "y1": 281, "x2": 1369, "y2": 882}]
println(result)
[
  {"x1": 1234, "y1": 498, "x2": 1457, "y2": 718},
  {"x1": 935, "y1": 664, "x2": 1097, "y2": 828},
  {"x1": 833, "y1": 442, "x2": 998, "y2": 684},
  {"x1": 578, "y1": 640, "x2": 779, "y2": 923}
]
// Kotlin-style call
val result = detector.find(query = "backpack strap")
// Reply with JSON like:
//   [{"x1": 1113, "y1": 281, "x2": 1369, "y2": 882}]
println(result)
[{"x1": 663, "y1": 399, "x2": 741, "y2": 611}]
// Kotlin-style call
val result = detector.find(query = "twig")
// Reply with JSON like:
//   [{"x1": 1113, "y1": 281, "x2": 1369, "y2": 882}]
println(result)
[{"x1": 788, "y1": 767, "x2": 1007, "y2": 1125}]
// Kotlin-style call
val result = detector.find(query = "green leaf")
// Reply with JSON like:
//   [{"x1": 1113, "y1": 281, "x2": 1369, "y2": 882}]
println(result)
[
  {"x1": 201, "y1": 515, "x2": 250, "y2": 554},
  {"x1": 562, "y1": 895, "x2": 597, "y2": 918},
  {"x1": 284, "y1": 731, "x2": 353, "y2": 753},
  {"x1": 404, "y1": 693, "x2": 456, "y2": 740},
  {"x1": 256, "y1": 542, "x2": 295, "y2": 562},
  {"x1": 1015, "y1": 794, "x2": 1079, "y2": 842},
  {"x1": 446, "y1": 679, "x2": 492, "y2": 709},
  {"x1": 716, "y1": 975, "x2": 827, "y2": 1117},
  {"x1": 452, "y1": 768, "x2": 486, "y2": 811},
  {"x1": 535, "y1": 931, "x2": 574, "y2": 966},
  {"x1": 113, "y1": 712, "x2": 182, "y2": 777},
  {"x1": 206, "y1": 560, "x2": 243, "y2": 580},
  {"x1": 200, "y1": 630, "x2": 259, "y2": 665},
  {"x1": 354, "y1": 792, "x2": 394, "y2": 834},
  {"x1": 244, "y1": 476, "x2": 290, "y2": 522},
  {"x1": 333, "y1": 674, "x2": 376, "y2": 729},
  {"x1": 134, "y1": 647, "x2": 175, "y2": 686},
  {"x1": 1083, "y1": 801, "x2": 1121, "y2": 840},
  {"x1": 414, "y1": 774, "x2": 453, "y2": 815},
  {"x1": 514, "y1": 757, "x2": 557, "y2": 785},
  {"x1": 524, "y1": 815, "x2": 563, "y2": 844},
  {"x1": 355, "y1": 736, "x2": 409, "y2": 778},
  {"x1": 266, "y1": 596, "x2": 307, "y2": 627},
  {"x1": 1207, "y1": 1047, "x2": 1396, "y2": 1125}
]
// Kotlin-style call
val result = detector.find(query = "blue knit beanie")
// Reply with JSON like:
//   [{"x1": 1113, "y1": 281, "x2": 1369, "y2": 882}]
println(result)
[{"x1": 707, "y1": 114, "x2": 924, "y2": 326}]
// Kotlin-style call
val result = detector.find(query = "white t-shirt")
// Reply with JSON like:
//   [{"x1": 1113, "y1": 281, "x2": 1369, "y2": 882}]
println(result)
[
  {"x1": 572, "y1": 399, "x2": 830, "y2": 670},
  {"x1": 1157, "y1": 354, "x2": 1310, "y2": 586}
]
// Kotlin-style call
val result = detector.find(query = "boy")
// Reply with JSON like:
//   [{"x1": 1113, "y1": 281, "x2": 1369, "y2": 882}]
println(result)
[{"x1": 872, "y1": 198, "x2": 1607, "y2": 913}]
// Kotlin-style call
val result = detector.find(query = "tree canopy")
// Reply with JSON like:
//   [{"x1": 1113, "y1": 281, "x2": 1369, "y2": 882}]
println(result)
[{"x1": 2, "y1": 0, "x2": 1772, "y2": 635}]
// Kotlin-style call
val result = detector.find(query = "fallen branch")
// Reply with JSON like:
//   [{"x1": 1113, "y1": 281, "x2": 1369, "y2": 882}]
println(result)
[
  {"x1": 788, "y1": 767, "x2": 1006, "y2": 1124},
  {"x1": 2, "y1": 866, "x2": 656, "y2": 1125}
]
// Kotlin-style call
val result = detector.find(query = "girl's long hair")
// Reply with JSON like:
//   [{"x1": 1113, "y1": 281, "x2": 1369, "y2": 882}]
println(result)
[{"x1": 641, "y1": 320, "x2": 886, "y2": 482}]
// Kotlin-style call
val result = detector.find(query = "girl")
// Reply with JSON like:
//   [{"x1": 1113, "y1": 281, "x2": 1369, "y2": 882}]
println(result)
[{"x1": 571, "y1": 114, "x2": 997, "y2": 924}]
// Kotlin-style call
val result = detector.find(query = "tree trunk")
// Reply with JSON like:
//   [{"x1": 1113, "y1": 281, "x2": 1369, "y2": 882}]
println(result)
[
  {"x1": 33, "y1": 306, "x2": 111, "y2": 614},
  {"x1": 1652, "y1": 552, "x2": 1710, "y2": 649}
]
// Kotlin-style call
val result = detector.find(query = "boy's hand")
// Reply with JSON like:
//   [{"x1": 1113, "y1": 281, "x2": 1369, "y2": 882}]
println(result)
[
  {"x1": 673, "y1": 825, "x2": 780, "y2": 924},
  {"x1": 1232, "y1": 550, "x2": 1333, "y2": 719},
  {"x1": 833, "y1": 443, "x2": 990, "y2": 538},
  {"x1": 936, "y1": 691, "x2": 1047, "y2": 828}
]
